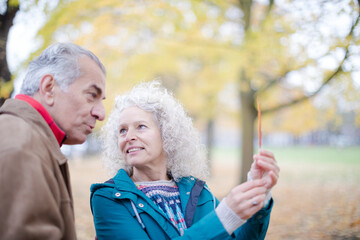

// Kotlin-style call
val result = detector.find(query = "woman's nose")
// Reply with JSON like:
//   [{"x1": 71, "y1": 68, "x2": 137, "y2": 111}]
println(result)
[{"x1": 125, "y1": 128, "x2": 136, "y2": 142}]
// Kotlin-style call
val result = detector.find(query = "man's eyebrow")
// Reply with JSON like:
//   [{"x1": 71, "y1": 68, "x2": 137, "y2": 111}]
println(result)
[{"x1": 90, "y1": 84, "x2": 106, "y2": 99}]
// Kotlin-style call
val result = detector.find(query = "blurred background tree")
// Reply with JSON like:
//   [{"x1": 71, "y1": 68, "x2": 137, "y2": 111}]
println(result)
[
  {"x1": 0, "y1": 0, "x2": 66, "y2": 105},
  {"x1": 2, "y1": 0, "x2": 360, "y2": 183},
  {"x1": 0, "y1": 0, "x2": 19, "y2": 106}
]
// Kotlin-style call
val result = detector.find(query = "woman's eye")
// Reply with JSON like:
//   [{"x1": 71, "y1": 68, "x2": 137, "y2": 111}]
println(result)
[
  {"x1": 119, "y1": 129, "x2": 127, "y2": 134},
  {"x1": 139, "y1": 125, "x2": 147, "y2": 129}
]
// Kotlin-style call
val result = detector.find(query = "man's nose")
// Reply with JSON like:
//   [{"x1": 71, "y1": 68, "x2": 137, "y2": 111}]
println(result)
[{"x1": 92, "y1": 101, "x2": 105, "y2": 121}]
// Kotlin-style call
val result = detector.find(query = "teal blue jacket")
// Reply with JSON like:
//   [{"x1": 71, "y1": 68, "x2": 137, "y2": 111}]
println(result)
[{"x1": 90, "y1": 169, "x2": 272, "y2": 240}]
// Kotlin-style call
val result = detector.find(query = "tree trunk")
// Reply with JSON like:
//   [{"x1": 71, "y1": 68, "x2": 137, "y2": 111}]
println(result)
[
  {"x1": 206, "y1": 118, "x2": 214, "y2": 175},
  {"x1": 239, "y1": 70, "x2": 256, "y2": 183},
  {"x1": 0, "y1": 2, "x2": 19, "y2": 106}
]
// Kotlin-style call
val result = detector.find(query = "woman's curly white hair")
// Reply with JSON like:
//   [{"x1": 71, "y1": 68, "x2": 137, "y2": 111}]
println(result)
[{"x1": 101, "y1": 81, "x2": 209, "y2": 181}]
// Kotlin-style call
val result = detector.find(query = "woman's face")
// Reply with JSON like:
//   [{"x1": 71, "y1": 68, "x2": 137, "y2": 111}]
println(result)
[{"x1": 117, "y1": 107, "x2": 167, "y2": 172}]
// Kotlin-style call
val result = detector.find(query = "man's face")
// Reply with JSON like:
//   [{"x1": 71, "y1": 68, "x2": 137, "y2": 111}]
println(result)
[{"x1": 51, "y1": 56, "x2": 106, "y2": 145}]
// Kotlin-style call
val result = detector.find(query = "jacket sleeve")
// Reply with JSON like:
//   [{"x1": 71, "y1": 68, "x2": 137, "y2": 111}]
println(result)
[
  {"x1": 175, "y1": 210, "x2": 233, "y2": 239},
  {"x1": 0, "y1": 144, "x2": 65, "y2": 239},
  {"x1": 174, "y1": 191, "x2": 273, "y2": 239},
  {"x1": 92, "y1": 189, "x2": 232, "y2": 240},
  {"x1": 91, "y1": 190, "x2": 151, "y2": 240},
  {"x1": 91, "y1": 184, "x2": 273, "y2": 240}
]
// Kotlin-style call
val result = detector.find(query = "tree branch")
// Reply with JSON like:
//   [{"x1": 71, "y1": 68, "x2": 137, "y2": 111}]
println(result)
[
  {"x1": 158, "y1": 37, "x2": 241, "y2": 51},
  {"x1": 264, "y1": 0, "x2": 274, "y2": 20},
  {"x1": 262, "y1": 11, "x2": 360, "y2": 115},
  {"x1": 257, "y1": 60, "x2": 314, "y2": 94},
  {"x1": 238, "y1": 0, "x2": 253, "y2": 31},
  {"x1": 256, "y1": 74, "x2": 285, "y2": 95}
]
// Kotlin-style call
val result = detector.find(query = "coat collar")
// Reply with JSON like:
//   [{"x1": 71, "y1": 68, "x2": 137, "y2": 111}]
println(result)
[
  {"x1": 15, "y1": 94, "x2": 67, "y2": 146},
  {"x1": 1, "y1": 97, "x2": 67, "y2": 165},
  {"x1": 112, "y1": 169, "x2": 200, "y2": 237},
  {"x1": 112, "y1": 169, "x2": 198, "y2": 214},
  {"x1": 113, "y1": 169, "x2": 196, "y2": 191},
  {"x1": 91, "y1": 169, "x2": 205, "y2": 238}
]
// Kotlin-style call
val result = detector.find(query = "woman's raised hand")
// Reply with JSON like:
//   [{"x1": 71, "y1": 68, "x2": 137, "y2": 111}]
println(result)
[
  {"x1": 250, "y1": 149, "x2": 280, "y2": 190},
  {"x1": 225, "y1": 179, "x2": 267, "y2": 220}
]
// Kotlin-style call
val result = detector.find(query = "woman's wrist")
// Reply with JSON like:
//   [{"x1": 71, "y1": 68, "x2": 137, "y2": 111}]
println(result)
[
  {"x1": 215, "y1": 198, "x2": 246, "y2": 235},
  {"x1": 263, "y1": 191, "x2": 272, "y2": 208}
]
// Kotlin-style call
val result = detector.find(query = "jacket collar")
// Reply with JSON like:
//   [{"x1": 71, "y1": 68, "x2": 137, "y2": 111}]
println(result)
[
  {"x1": 112, "y1": 169, "x2": 196, "y2": 236},
  {"x1": 15, "y1": 94, "x2": 67, "y2": 146},
  {"x1": 91, "y1": 169, "x2": 204, "y2": 238},
  {"x1": 113, "y1": 169, "x2": 146, "y2": 192},
  {"x1": 113, "y1": 169, "x2": 173, "y2": 220},
  {"x1": 176, "y1": 177, "x2": 197, "y2": 214},
  {"x1": 112, "y1": 169, "x2": 198, "y2": 213},
  {"x1": 113, "y1": 169, "x2": 197, "y2": 191},
  {"x1": 1, "y1": 97, "x2": 67, "y2": 165}
]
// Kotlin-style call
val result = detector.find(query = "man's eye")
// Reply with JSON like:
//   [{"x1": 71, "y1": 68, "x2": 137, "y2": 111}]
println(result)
[
  {"x1": 139, "y1": 125, "x2": 147, "y2": 129},
  {"x1": 90, "y1": 92, "x2": 97, "y2": 98},
  {"x1": 119, "y1": 129, "x2": 127, "y2": 134}
]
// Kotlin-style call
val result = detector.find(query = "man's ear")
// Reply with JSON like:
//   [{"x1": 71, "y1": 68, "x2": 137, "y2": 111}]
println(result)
[{"x1": 39, "y1": 74, "x2": 56, "y2": 106}]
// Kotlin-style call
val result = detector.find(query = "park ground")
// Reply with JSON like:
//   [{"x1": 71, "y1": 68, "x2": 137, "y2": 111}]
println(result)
[{"x1": 69, "y1": 146, "x2": 360, "y2": 240}]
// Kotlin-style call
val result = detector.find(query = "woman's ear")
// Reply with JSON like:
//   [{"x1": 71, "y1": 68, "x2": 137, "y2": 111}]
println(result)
[{"x1": 39, "y1": 74, "x2": 56, "y2": 106}]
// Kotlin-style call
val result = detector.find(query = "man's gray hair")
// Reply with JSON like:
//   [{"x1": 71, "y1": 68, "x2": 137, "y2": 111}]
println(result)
[{"x1": 20, "y1": 42, "x2": 106, "y2": 96}]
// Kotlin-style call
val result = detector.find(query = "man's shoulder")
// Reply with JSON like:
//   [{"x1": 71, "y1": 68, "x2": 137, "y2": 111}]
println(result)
[
  {"x1": 0, "y1": 99, "x2": 36, "y2": 128},
  {"x1": 0, "y1": 109, "x2": 52, "y2": 160},
  {"x1": 0, "y1": 98, "x2": 28, "y2": 114},
  {"x1": 0, "y1": 113, "x2": 35, "y2": 144}
]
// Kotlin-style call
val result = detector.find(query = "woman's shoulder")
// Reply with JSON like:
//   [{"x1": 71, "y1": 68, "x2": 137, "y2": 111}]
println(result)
[
  {"x1": 90, "y1": 169, "x2": 131, "y2": 192},
  {"x1": 177, "y1": 176, "x2": 207, "y2": 186},
  {"x1": 91, "y1": 180, "x2": 115, "y2": 194}
]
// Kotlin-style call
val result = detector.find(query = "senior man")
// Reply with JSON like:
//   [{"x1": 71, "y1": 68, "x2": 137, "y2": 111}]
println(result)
[{"x1": 0, "y1": 42, "x2": 106, "y2": 240}]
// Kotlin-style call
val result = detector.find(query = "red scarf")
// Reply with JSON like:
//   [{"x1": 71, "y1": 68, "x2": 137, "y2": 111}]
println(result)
[{"x1": 15, "y1": 94, "x2": 67, "y2": 146}]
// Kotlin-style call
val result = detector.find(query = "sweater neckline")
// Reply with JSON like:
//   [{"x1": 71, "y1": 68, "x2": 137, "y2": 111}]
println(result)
[{"x1": 134, "y1": 179, "x2": 176, "y2": 186}]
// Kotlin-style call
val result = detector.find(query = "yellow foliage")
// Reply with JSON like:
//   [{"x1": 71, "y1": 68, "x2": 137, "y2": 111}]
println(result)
[
  {"x1": 25, "y1": 0, "x2": 359, "y2": 136},
  {"x1": 9, "y1": 0, "x2": 19, "y2": 7},
  {"x1": 263, "y1": 100, "x2": 322, "y2": 136},
  {"x1": 0, "y1": 77, "x2": 15, "y2": 99},
  {"x1": 355, "y1": 113, "x2": 360, "y2": 127}
]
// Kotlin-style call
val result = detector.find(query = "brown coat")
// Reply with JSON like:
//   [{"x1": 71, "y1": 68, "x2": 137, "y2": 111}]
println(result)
[{"x1": 0, "y1": 99, "x2": 77, "y2": 240}]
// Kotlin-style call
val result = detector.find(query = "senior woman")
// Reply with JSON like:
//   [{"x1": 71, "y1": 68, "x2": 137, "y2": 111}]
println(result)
[{"x1": 90, "y1": 81, "x2": 279, "y2": 240}]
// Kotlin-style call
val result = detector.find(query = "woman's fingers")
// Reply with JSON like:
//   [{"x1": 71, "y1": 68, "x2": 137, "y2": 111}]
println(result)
[
  {"x1": 226, "y1": 180, "x2": 266, "y2": 202},
  {"x1": 230, "y1": 179, "x2": 265, "y2": 193},
  {"x1": 252, "y1": 150, "x2": 280, "y2": 189},
  {"x1": 254, "y1": 151, "x2": 279, "y2": 174},
  {"x1": 225, "y1": 180, "x2": 268, "y2": 219},
  {"x1": 256, "y1": 157, "x2": 279, "y2": 174},
  {"x1": 259, "y1": 149, "x2": 274, "y2": 158},
  {"x1": 268, "y1": 170, "x2": 279, "y2": 187},
  {"x1": 249, "y1": 193, "x2": 266, "y2": 209},
  {"x1": 255, "y1": 160, "x2": 279, "y2": 189},
  {"x1": 225, "y1": 150, "x2": 280, "y2": 220},
  {"x1": 226, "y1": 191, "x2": 266, "y2": 219}
]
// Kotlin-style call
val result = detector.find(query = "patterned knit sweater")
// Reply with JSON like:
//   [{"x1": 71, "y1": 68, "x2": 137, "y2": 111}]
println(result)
[{"x1": 135, "y1": 180, "x2": 187, "y2": 235}]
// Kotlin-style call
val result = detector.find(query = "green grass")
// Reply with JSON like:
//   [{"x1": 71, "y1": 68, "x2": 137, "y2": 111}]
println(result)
[
  {"x1": 268, "y1": 146, "x2": 360, "y2": 164},
  {"x1": 212, "y1": 145, "x2": 360, "y2": 165}
]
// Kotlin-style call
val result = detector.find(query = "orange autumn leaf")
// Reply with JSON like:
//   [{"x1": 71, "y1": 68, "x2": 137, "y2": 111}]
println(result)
[{"x1": 257, "y1": 97, "x2": 261, "y2": 149}]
